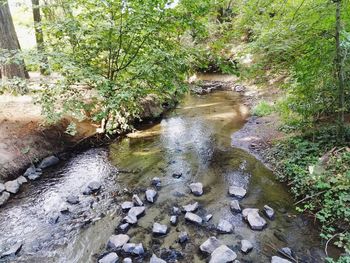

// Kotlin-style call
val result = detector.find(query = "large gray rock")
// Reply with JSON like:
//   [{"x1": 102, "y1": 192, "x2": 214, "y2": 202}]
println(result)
[
  {"x1": 210, "y1": 245, "x2": 237, "y2": 263},
  {"x1": 241, "y1": 240, "x2": 253, "y2": 253},
  {"x1": 98, "y1": 252, "x2": 119, "y2": 263},
  {"x1": 228, "y1": 186, "x2": 246, "y2": 198},
  {"x1": 17, "y1": 176, "x2": 27, "y2": 185},
  {"x1": 132, "y1": 194, "x2": 144, "y2": 206},
  {"x1": 0, "y1": 183, "x2": 5, "y2": 193},
  {"x1": 0, "y1": 242, "x2": 23, "y2": 258},
  {"x1": 200, "y1": 237, "x2": 222, "y2": 254},
  {"x1": 83, "y1": 181, "x2": 101, "y2": 195},
  {"x1": 0, "y1": 192, "x2": 10, "y2": 207},
  {"x1": 38, "y1": 155, "x2": 59, "y2": 169},
  {"x1": 121, "y1": 201, "x2": 134, "y2": 210},
  {"x1": 107, "y1": 234, "x2": 130, "y2": 250},
  {"x1": 182, "y1": 202, "x2": 198, "y2": 212},
  {"x1": 264, "y1": 205, "x2": 275, "y2": 220},
  {"x1": 150, "y1": 254, "x2": 166, "y2": 263},
  {"x1": 153, "y1": 223, "x2": 167, "y2": 235},
  {"x1": 145, "y1": 189, "x2": 157, "y2": 203},
  {"x1": 185, "y1": 212, "x2": 202, "y2": 224},
  {"x1": 271, "y1": 256, "x2": 292, "y2": 263},
  {"x1": 179, "y1": 231, "x2": 189, "y2": 243},
  {"x1": 122, "y1": 243, "x2": 144, "y2": 255},
  {"x1": 230, "y1": 200, "x2": 241, "y2": 213},
  {"x1": 217, "y1": 219, "x2": 233, "y2": 233},
  {"x1": 189, "y1": 182, "x2": 203, "y2": 196},
  {"x1": 242, "y1": 208, "x2": 267, "y2": 230},
  {"x1": 4, "y1": 180, "x2": 20, "y2": 194}
]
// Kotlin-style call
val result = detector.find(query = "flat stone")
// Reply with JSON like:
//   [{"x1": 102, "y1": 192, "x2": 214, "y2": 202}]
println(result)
[
  {"x1": 38, "y1": 155, "x2": 59, "y2": 169},
  {"x1": 182, "y1": 202, "x2": 198, "y2": 212},
  {"x1": 98, "y1": 252, "x2": 119, "y2": 263},
  {"x1": 230, "y1": 200, "x2": 241, "y2": 213},
  {"x1": 153, "y1": 223, "x2": 167, "y2": 235},
  {"x1": 107, "y1": 234, "x2": 130, "y2": 250},
  {"x1": 4, "y1": 180, "x2": 20, "y2": 194},
  {"x1": 189, "y1": 182, "x2": 203, "y2": 196},
  {"x1": 17, "y1": 176, "x2": 27, "y2": 185},
  {"x1": 241, "y1": 240, "x2": 253, "y2": 253},
  {"x1": 271, "y1": 256, "x2": 292, "y2": 263},
  {"x1": 123, "y1": 258, "x2": 132, "y2": 263},
  {"x1": 264, "y1": 205, "x2": 275, "y2": 220},
  {"x1": 185, "y1": 212, "x2": 202, "y2": 224},
  {"x1": 128, "y1": 206, "x2": 145, "y2": 218},
  {"x1": 178, "y1": 232, "x2": 189, "y2": 243},
  {"x1": 210, "y1": 245, "x2": 237, "y2": 263},
  {"x1": 121, "y1": 201, "x2": 134, "y2": 210},
  {"x1": 122, "y1": 243, "x2": 144, "y2": 255},
  {"x1": 66, "y1": 195, "x2": 79, "y2": 204},
  {"x1": 171, "y1": 206, "x2": 181, "y2": 215},
  {"x1": 0, "y1": 242, "x2": 23, "y2": 258},
  {"x1": 123, "y1": 214, "x2": 137, "y2": 224},
  {"x1": 23, "y1": 165, "x2": 36, "y2": 177},
  {"x1": 278, "y1": 247, "x2": 293, "y2": 258},
  {"x1": 205, "y1": 214, "x2": 213, "y2": 222},
  {"x1": 119, "y1": 223, "x2": 129, "y2": 232},
  {"x1": 0, "y1": 192, "x2": 10, "y2": 206},
  {"x1": 132, "y1": 194, "x2": 144, "y2": 206},
  {"x1": 145, "y1": 189, "x2": 157, "y2": 203},
  {"x1": 150, "y1": 254, "x2": 166, "y2": 263},
  {"x1": 217, "y1": 219, "x2": 233, "y2": 233},
  {"x1": 83, "y1": 181, "x2": 101, "y2": 195},
  {"x1": 0, "y1": 183, "x2": 5, "y2": 193},
  {"x1": 151, "y1": 177, "x2": 161, "y2": 186},
  {"x1": 242, "y1": 208, "x2": 267, "y2": 230},
  {"x1": 200, "y1": 237, "x2": 222, "y2": 254},
  {"x1": 170, "y1": 215, "x2": 177, "y2": 225},
  {"x1": 228, "y1": 186, "x2": 246, "y2": 198}
]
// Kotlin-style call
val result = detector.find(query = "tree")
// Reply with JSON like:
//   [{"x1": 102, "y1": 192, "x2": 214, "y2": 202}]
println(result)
[
  {"x1": 0, "y1": 0, "x2": 29, "y2": 79},
  {"x1": 31, "y1": 0, "x2": 50, "y2": 75}
]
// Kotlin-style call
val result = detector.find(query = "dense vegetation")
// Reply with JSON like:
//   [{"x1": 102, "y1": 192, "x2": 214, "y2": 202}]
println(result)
[{"x1": 0, "y1": 0, "x2": 349, "y2": 260}]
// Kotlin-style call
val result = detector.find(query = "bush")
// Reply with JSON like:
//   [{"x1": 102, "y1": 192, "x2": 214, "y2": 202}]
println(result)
[{"x1": 252, "y1": 100, "x2": 274, "y2": 116}]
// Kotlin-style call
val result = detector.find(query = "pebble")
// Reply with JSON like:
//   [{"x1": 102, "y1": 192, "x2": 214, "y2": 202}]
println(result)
[
  {"x1": 182, "y1": 202, "x2": 198, "y2": 212},
  {"x1": 151, "y1": 177, "x2": 161, "y2": 186},
  {"x1": 153, "y1": 222, "x2": 168, "y2": 235},
  {"x1": 242, "y1": 208, "x2": 267, "y2": 230},
  {"x1": 123, "y1": 214, "x2": 137, "y2": 224},
  {"x1": 98, "y1": 252, "x2": 119, "y2": 263},
  {"x1": 189, "y1": 182, "x2": 203, "y2": 196},
  {"x1": 241, "y1": 240, "x2": 253, "y2": 253},
  {"x1": 170, "y1": 215, "x2": 177, "y2": 225},
  {"x1": 107, "y1": 234, "x2": 130, "y2": 249},
  {"x1": 0, "y1": 192, "x2": 10, "y2": 206},
  {"x1": 128, "y1": 206, "x2": 145, "y2": 218},
  {"x1": 205, "y1": 214, "x2": 213, "y2": 222},
  {"x1": 178, "y1": 231, "x2": 189, "y2": 243},
  {"x1": 122, "y1": 243, "x2": 144, "y2": 255},
  {"x1": 4, "y1": 180, "x2": 20, "y2": 194},
  {"x1": 210, "y1": 245, "x2": 237, "y2": 263},
  {"x1": 132, "y1": 194, "x2": 144, "y2": 206},
  {"x1": 264, "y1": 205, "x2": 275, "y2": 220},
  {"x1": 230, "y1": 200, "x2": 241, "y2": 213},
  {"x1": 200, "y1": 237, "x2": 222, "y2": 254},
  {"x1": 145, "y1": 189, "x2": 157, "y2": 203},
  {"x1": 228, "y1": 186, "x2": 247, "y2": 198},
  {"x1": 38, "y1": 155, "x2": 59, "y2": 169},
  {"x1": 118, "y1": 223, "x2": 129, "y2": 232},
  {"x1": 150, "y1": 254, "x2": 166, "y2": 263},
  {"x1": 271, "y1": 256, "x2": 292, "y2": 263},
  {"x1": 217, "y1": 219, "x2": 233, "y2": 233},
  {"x1": 121, "y1": 201, "x2": 134, "y2": 210},
  {"x1": 185, "y1": 212, "x2": 202, "y2": 224}
]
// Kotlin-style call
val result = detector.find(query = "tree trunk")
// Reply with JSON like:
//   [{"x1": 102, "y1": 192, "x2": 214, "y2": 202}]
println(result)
[
  {"x1": 0, "y1": 0, "x2": 29, "y2": 79},
  {"x1": 335, "y1": 0, "x2": 345, "y2": 142},
  {"x1": 31, "y1": 0, "x2": 50, "y2": 75}
]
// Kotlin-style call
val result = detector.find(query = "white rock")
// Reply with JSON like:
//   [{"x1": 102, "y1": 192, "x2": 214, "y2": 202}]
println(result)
[
  {"x1": 271, "y1": 256, "x2": 292, "y2": 263},
  {"x1": 182, "y1": 202, "x2": 198, "y2": 212},
  {"x1": 0, "y1": 192, "x2": 10, "y2": 206},
  {"x1": 241, "y1": 240, "x2": 253, "y2": 253},
  {"x1": 242, "y1": 208, "x2": 267, "y2": 230},
  {"x1": 205, "y1": 214, "x2": 213, "y2": 222},
  {"x1": 121, "y1": 201, "x2": 134, "y2": 210},
  {"x1": 228, "y1": 186, "x2": 246, "y2": 198},
  {"x1": 98, "y1": 252, "x2": 119, "y2": 263},
  {"x1": 4, "y1": 180, "x2": 20, "y2": 194},
  {"x1": 145, "y1": 189, "x2": 157, "y2": 203},
  {"x1": 107, "y1": 234, "x2": 130, "y2": 249},
  {"x1": 153, "y1": 222, "x2": 167, "y2": 235},
  {"x1": 132, "y1": 194, "x2": 144, "y2": 206},
  {"x1": 0, "y1": 183, "x2": 5, "y2": 193},
  {"x1": 264, "y1": 205, "x2": 275, "y2": 220},
  {"x1": 17, "y1": 176, "x2": 27, "y2": 185},
  {"x1": 230, "y1": 200, "x2": 241, "y2": 213},
  {"x1": 123, "y1": 258, "x2": 132, "y2": 263},
  {"x1": 150, "y1": 254, "x2": 166, "y2": 263},
  {"x1": 217, "y1": 219, "x2": 233, "y2": 233},
  {"x1": 122, "y1": 243, "x2": 144, "y2": 255},
  {"x1": 189, "y1": 182, "x2": 203, "y2": 196},
  {"x1": 170, "y1": 215, "x2": 177, "y2": 225},
  {"x1": 185, "y1": 212, "x2": 202, "y2": 224},
  {"x1": 210, "y1": 245, "x2": 237, "y2": 263},
  {"x1": 200, "y1": 237, "x2": 222, "y2": 254}
]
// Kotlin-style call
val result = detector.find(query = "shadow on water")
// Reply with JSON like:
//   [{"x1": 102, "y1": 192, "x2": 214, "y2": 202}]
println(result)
[{"x1": 0, "y1": 90, "x2": 340, "y2": 262}]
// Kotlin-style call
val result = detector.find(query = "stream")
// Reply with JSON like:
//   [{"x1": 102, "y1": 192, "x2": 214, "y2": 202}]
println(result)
[{"x1": 0, "y1": 87, "x2": 339, "y2": 262}]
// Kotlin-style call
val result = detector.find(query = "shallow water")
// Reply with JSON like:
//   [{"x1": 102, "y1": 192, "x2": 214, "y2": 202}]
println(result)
[{"x1": 0, "y1": 90, "x2": 338, "y2": 262}]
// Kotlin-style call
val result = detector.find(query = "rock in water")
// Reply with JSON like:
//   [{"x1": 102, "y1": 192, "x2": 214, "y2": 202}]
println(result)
[
  {"x1": 264, "y1": 205, "x2": 275, "y2": 220},
  {"x1": 278, "y1": 247, "x2": 293, "y2": 259},
  {"x1": 17, "y1": 176, "x2": 27, "y2": 185},
  {"x1": 98, "y1": 252, "x2": 119, "y2": 263},
  {"x1": 171, "y1": 206, "x2": 181, "y2": 215},
  {"x1": 121, "y1": 201, "x2": 134, "y2": 210},
  {"x1": 66, "y1": 195, "x2": 79, "y2": 204},
  {"x1": 182, "y1": 202, "x2": 199, "y2": 212},
  {"x1": 145, "y1": 189, "x2": 157, "y2": 203},
  {"x1": 132, "y1": 194, "x2": 144, "y2": 206},
  {"x1": 210, "y1": 245, "x2": 237, "y2": 263},
  {"x1": 0, "y1": 192, "x2": 10, "y2": 206},
  {"x1": 178, "y1": 232, "x2": 189, "y2": 243},
  {"x1": 123, "y1": 214, "x2": 137, "y2": 224},
  {"x1": 107, "y1": 234, "x2": 130, "y2": 249},
  {"x1": 189, "y1": 182, "x2": 203, "y2": 196},
  {"x1": 230, "y1": 200, "x2": 241, "y2": 213},
  {"x1": 205, "y1": 214, "x2": 213, "y2": 222},
  {"x1": 242, "y1": 208, "x2": 267, "y2": 230},
  {"x1": 228, "y1": 186, "x2": 247, "y2": 198},
  {"x1": 241, "y1": 240, "x2": 253, "y2": 253},
  {"x1": 200, "y1": 237, "x2": 222, "y2": 254},
  {"x1": 128, "y1": 206, "x2": 145, "y2": 218},
  {"x1": 83, "y1": 181, "x2": 101, "y2": 195},
  {"x1": 170, "y1": 215, "x2": 177, "y2": 225},
  {"x1": 150, "y1": 254, "x2": 166, "y2": 263},
  {"x1": 271, "y1": 256, "x2": 292, "y2": 263},
  {"x1": 123, "y1": 258, "x2": 132, "y2": 263},
  {"x1": 38, "y1": 155, "x2": 59, "y2": 169},
  {"x1": 153, "y1": 223, "x2": 168, "y2": 235},
  {"x1": 4, "y1": 180, "x2": 20, "y2": 194},
  {"x1": 0, "y1": 183, "x2": 5, "y2": 193},
  {"x1": 118, "y1": 223, "x2": 129, "y2": 232},
  {"x1": 217, "y1": 219, "x2": 233, "y2": 233},
  {"x1": 185, "y1": 212, "x2": 202, "y2": 224},
  {"x1": 122, "y1": 243, "x2": 144, "y2": 255},
  {"x1": 151, "y1": 177, "x2": 161, "y2": 186},
  {"x1": 0, "y1": 242, "x2": 23, "y2": 258}
]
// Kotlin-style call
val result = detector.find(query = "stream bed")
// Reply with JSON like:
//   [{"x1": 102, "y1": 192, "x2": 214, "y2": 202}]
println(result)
[{"x1": 0, "y1": 89, "x2": 339, "y2": 262}]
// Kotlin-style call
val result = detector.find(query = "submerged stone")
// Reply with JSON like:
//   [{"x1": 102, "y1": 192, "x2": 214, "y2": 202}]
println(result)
[
  {"x1": 171, "y1": 206, "x2": 181, "y2": 215},
  {"x1": 189, "y1": 182, "x2": 203, "y2": 196},
  {"x1": 83, "y1": 181, "x2": 101, "y2": 195},
  {"x1": 122, "y1": 243, "x2": 144, "y2": 255},
  {"x1": 98, "y1": 252, "x2": 119, "y2": 263},
  {"x1": 200, "y1": 237, "x2": 222, "y2": 254},
  {"x1": 205, "y1": 214, "x2": 213, "y2": 222},
  {"x1": 66, "y1": 195, "x2": 79, "y2": 205},
  {"x1": 217, "y1": 219, "x2": 233, "y2": 233},
  {"x1": 241, "y1": 240, "x2": 253, "y2": 253},
  {"x1": 107, "y1": 234, "x2": 130, "y2": 250},
  {"x1": 151, "y1": 177, "x2": 161, "y2": 186},
  {"x1": 210, "y1": 245, "x2": 237, "y2": 263},
  {"x1": 228, "y1": 186, "x2": 246, "y2": 198},
  {"x1": 185, "y1": 212, "x2": 202, "y2": 224}
]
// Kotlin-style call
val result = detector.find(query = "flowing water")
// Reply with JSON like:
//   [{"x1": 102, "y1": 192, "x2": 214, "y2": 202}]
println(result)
[{"x1": 0, "y1": 88, "x2": 339, "y2": 262}]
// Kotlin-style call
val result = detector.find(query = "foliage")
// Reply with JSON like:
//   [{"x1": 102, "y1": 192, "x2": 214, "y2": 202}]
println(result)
[{"x1": 252, "y1": 100, "x2": 274, "y2": 117}]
